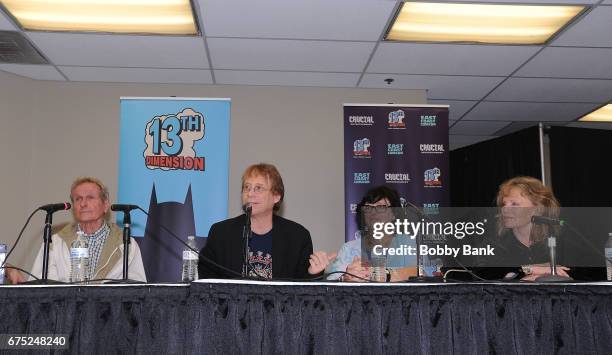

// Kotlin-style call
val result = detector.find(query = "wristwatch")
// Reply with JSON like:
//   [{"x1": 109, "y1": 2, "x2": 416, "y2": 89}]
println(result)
[{"x1": 521, "y1": 265, "x2": 532, "y2": 275}]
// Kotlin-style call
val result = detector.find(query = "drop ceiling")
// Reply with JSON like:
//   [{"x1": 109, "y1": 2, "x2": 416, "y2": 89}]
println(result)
[{"x1": 0, "y1": 0, "x2": 611, "y2": 149}]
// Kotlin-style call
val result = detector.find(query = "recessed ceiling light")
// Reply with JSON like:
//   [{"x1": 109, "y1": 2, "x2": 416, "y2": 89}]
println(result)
[
  {"x1": 2, "y1": 0, "x2": 198, "y2": 35},
  {"x1": 386, "y1": 2, "x2": 585, "y2": 45},
  {"x1": 579, "y1": 104, "x2": 612, "y2": 122}
]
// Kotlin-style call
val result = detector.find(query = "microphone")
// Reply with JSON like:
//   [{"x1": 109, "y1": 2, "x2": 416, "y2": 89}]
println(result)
[
  {"x1": 242, "y1": 203, "x2": 252, "y2": 214},
  {"x1": 532, "y1": 215, "x2": 565, "y2": 226},
  {"x1": 38, "y1": 202, "x2": 71, "y2": 213},
  {"x1": 111, "y1": 204, "x2": 139, "y2": 212}
]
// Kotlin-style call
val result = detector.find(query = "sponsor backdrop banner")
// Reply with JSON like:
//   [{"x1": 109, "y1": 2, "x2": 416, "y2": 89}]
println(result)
[
  {"x1": 344, "y1": 104, "x2": 450, "y2": 275},
  {"x1": 118, "y1": 97, "x2": 230, "y2": 282}
]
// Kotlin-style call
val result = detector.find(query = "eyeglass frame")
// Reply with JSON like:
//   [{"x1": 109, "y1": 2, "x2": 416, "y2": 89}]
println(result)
[{"x1": 241, "y1": 184, "x2": 271, "y2": 194}]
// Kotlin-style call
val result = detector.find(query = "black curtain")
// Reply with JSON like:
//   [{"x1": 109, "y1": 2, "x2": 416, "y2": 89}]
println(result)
[
  {"x1": 549, "y1": 126, "x2": 612, "y2": 207},
  {"x1": 1, "y1": 283, "x2": 611, "y2": 354},
  {"x1": 450, "y1": 126, "x2": 542, "y2": 206}
]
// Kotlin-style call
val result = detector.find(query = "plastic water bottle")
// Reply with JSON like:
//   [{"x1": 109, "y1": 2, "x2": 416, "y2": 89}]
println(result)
[
  {"x1": 605, "y1": 233, "x2": 612, "y2": 281},
  {"x1": 0, "y1": 243, "x2": 7, "y2": 284},
  {"x1": 70, "y1": 230, "x2": 89, "y2": 283},
  {"x1": 370, "y1": 256, "x2": 386, "y2": 282},
  {"x1": 182, "y1": 236, "x2": 198, "y2": 282}
]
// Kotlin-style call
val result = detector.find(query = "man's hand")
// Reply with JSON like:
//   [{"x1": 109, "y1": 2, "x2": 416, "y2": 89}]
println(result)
[
  {"x1": 5, "y1": 266, "x2": 26, "y2": 284},
  {"x1": 308, "y1": 251, "x2": 337, "y2": 275},
  {"x1": 343, "y1": 256, "x2": 370, "y2": 282}
]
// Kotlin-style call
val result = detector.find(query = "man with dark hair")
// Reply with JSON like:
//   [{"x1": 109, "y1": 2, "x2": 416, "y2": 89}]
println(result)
[{"x1": 198, "y1": 163, "x2": 333, "y2": 279}]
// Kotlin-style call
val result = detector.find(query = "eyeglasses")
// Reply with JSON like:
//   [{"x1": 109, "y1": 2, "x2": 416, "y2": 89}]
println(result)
[
  {"x1": 362, "y1": 205, "x2": 391, "y2": 213},
  {"x1": 242, "y1": 184, "x2": 270, "y2": 194}
]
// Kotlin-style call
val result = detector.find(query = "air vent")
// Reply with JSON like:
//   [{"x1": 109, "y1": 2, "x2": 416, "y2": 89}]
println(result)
[{"x1": 0, "y1": 31, "x2": 47, "y2": 64}]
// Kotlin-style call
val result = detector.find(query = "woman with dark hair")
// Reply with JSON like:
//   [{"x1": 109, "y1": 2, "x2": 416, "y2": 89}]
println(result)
[{"x1": 327, "y1": 186, "x2": 417, "y2": 282}]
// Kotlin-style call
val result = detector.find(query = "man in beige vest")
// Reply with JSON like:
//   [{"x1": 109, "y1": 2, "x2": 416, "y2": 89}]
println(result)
[{"x1": 22, "y1": 177, "x2": 146, "y2": 283}]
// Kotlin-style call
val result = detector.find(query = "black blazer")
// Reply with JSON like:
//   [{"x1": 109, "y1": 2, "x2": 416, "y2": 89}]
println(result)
[{"x1": 198, "y1": 214, "x2": 314, "y2": 279}]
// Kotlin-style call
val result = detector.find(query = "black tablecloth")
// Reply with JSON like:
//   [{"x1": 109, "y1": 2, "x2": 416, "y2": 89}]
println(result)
[{"x1": 1, "y1": 282, "x2": 611, "y2": 354}]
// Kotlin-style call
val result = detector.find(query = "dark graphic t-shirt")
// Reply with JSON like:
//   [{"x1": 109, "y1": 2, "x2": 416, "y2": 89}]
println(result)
[{"x1": 248, "y1": 230, "x2": 272, "y2": 279}]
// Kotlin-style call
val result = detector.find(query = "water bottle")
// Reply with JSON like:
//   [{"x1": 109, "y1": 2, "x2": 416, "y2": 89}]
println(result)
[
  {"x1": 182, "y1": 236, "x2": 198, "y2": 282},
  {"x1": 370, "y1": 256, "x2": 387, "y2": 282},
  {"x1": 70, "y1": 230, "x2": 89, "y2": 283},
  {"x1": 605, "y1": 233, "x2": 612, "y2": 281},
  {"x1": 0, "y1": 243, "x2": 7, "y2": 284}
]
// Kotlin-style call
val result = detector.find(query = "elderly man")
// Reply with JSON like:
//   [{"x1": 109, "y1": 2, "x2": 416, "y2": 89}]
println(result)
[
  {"x1": 198, "y1": 163, "x2": 333, "y2": 280},
  {"x1": 22, "y1": 177, "x2": 146, "y2": 283}
]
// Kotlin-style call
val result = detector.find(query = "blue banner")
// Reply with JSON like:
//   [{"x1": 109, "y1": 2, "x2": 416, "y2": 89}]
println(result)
[{"x1": 118, "y1": 97, "x2": 230, "y2": 281}]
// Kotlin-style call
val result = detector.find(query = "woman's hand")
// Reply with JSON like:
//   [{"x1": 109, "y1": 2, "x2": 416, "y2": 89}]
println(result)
[
  {"x1": 343, "y1": 256, "x2": 370, "y2": 282},
  {"x1": 521, "y1": 263, "x2": 570, "y2": 281}
]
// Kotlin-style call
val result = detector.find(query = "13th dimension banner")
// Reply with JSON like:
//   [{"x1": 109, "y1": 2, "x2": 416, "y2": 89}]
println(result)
[
  {"x1": 118, "y1": 97, "x2": 231, "y2": 282},
  {"x1": 344, "y1": 104, "x2": 450, "y2": 274}
]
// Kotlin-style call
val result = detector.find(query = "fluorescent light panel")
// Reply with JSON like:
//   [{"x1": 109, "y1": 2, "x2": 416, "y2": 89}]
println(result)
[
  {"x1": 579, "y1": 104, "x2": 612, "y2": 122},
  {"x1": 387, "y1": 2, "x2": 584, "y2": 44},
  {"x1": 2, "y1": 0, "x2": 197, "y2": 35}
]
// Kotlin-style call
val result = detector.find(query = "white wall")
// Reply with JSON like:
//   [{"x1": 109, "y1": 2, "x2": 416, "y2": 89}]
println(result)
[{"x1": 0, "y1": 71, "x2": 426, "y2": 273}]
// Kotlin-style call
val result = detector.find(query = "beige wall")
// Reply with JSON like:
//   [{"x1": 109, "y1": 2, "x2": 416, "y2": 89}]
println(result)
[{"x1": 0, "y1": 71, "x2": 426, "y2": 274}]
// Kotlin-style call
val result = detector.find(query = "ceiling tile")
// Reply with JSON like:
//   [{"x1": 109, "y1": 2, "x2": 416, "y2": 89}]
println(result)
[
  {"x1": 463, "y1": 102, "x2": 600, "y2": 121},
  {"x1": 60, "y1": 66, "x2": 212, "y2": 84},
  {"x1": 0, "y1": 10, "x2": 17, "y2": 31},
  {"x1": 449, "y1": 135, "x2": 497, "y2": 151},
  {"x1": 198, "y1": 0, "x2": 395, "y2": 41},
  {"x1": 516, "y1": 47, "x2": 612, "y2": 79},
  {"x1": 27, "y1": 33, "x2": 209, "y2": 68},
  {"x1": 368, "y1": 43, "x2": 540, "y2": 76},
  {"x1": 360, "y1": 74, "x2": 504, "y2": 100},
  {"x1": 552, "y1": 7, "x2": 612, "y2": 47},
  {"x1": 428, "y1": 100, "x2": 477, "y2": 121},
  {"x1": 487, "y1": 78, "x2": 612, "y2": 102},
  {"x1": 207, "y1": 38, "x2": 374, "y2": 72},
  {"x1": 0, "y1": 64, "x2": 64, "y2": 80},
  {"x1": 215, "y1": 70, "x2": 359, "y2": 87},
  {"x1": 450, "y1": 120, "x2": 510, "y2": 135}
]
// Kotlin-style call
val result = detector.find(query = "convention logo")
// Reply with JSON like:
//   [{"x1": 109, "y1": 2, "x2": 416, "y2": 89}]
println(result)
[
  {"x1": 424, "y1": 167, "x2": 442, "y2": 187},
  {"x1": 423, "y1": 203, "x2": 440, "y2": 215},
  {"x1": 387, "y1": 110, "x2": 406, "y2": 129},
  {"x1": 350, "y1": 203, "x2": 358, "y2": 214},
  {"x1": 348, "y1": 115, "x2": 374, "y2": 126},
  {"x1": 420, "y1": 115, "x2": 437, "y2": 127},
  {"x1": 353, "y1": 172, "x2": 371, "y2": 184},
  {"x1": 387, "y1": 143, "x2": 404, "y2": 155},
  {"x1": 385, "y1": 172, "x2": 411, "y2": 184},
  {"x1": 419, "y1": 143, "x2": 445, "y2": 154},
  {"x1": 353, "y1": 138, "x2": 371, "y2": 158},
  {"x1": 144, "y1": 108, "x2": 205, "y2": 171}
]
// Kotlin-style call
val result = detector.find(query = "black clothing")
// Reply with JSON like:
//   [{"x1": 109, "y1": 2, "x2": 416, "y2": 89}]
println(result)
[
  {"x1": 198, "y1": 214, "x2": 315, "y2": 279},
  {"x1": 473, "y1": 229, "x2": 606, "y2": 281}
]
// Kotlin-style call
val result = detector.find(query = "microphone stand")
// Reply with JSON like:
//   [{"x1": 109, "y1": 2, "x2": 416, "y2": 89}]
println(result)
[
  {"x1": 106, "y1": 210, "x2": 143, "y2": 284},
  {"x1": 404, "y1": 205, "x2": 442, "y2": 282},
  {"x1": 121, "y1": 211, "x2": 131, "y2": 281},
  {"x1": 535, "y1": 233, "x2": 572, "y2": 282},
  {"x1": 41, "y1": 211, "x2": 53, "y2": 281},
  {"x1": 22, "y1": 211, "x2": 64, "y2": 284}
]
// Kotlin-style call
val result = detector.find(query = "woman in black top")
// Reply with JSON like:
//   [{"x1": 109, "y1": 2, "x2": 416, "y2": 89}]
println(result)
[{"x1": 475, "y1": 176, "x2": 570, "y2": 280}]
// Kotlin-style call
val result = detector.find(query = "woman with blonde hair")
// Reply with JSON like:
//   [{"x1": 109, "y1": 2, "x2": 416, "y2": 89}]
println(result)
[{"x1": 477, "y1": 176, "x2": 570, "y2": 280}]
